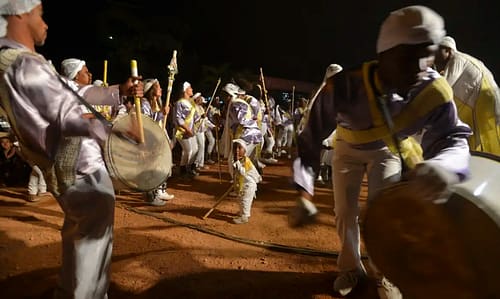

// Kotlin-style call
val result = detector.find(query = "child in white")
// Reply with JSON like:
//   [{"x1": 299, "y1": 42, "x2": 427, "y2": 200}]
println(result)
[{"x1": 232, "y1": 139, "x2": 262, "y2": 224}]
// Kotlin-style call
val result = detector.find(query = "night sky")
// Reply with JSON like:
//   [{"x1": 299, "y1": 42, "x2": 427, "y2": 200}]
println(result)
[{"x1": 40, "y1": 0, "x2": 499, "y2": 89}]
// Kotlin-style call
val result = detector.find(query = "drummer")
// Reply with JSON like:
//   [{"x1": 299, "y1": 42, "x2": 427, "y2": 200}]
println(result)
[
  {"x1": 139, "y1": 78, "x2": 174, "y2": 206},
  {"x1": 0, "y1": 2, "x2": 143, "y2": 298},
  {"x1": 290, "y1": 5, "x2": 472, "y2": 298}
]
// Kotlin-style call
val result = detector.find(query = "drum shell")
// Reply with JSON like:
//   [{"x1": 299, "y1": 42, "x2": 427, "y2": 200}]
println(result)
[
  {"x1": 362, "y1": 152, "x2": 500, "y2": 299},
  {"x1": 104, "y1": 114, "x2": 172, "y2": 192}
]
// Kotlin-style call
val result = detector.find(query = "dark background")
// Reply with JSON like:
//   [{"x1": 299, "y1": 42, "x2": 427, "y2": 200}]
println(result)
[{"x1": 40, "y1": 0, "x2": 499, "y2": 96}]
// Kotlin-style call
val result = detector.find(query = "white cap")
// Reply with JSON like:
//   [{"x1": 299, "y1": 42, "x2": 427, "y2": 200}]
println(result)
[
  {"x1": 439, "y1": 36, "x2": 457, "y2": 51},
  {"x1": 376, "y1": 5, "x2": 446, "y2": 54},
  {"x1": 183, "y1": 81, "x2": 191, "y2": 92},
  {"x1": 143, "y1": 78, "x2": 158, "y2": 94},
  {"x1": 232, "y1": 138, "x2": 247, "y2": 152},
  {"x1": 61, "y1": 58, "x2": 86, "y2": 80},
  {"x1": 0, "y1": 0, "x2": 41, "y2": 37}
]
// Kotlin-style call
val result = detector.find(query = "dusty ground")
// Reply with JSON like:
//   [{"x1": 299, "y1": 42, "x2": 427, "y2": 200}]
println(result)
[{"x1": 0, "y1": 156, "x2": 378, "y2": 299}]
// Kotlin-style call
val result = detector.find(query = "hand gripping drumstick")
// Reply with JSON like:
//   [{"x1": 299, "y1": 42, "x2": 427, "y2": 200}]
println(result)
[{"x1": 131, "y1": 60, "x2": 145, "y2": 143}]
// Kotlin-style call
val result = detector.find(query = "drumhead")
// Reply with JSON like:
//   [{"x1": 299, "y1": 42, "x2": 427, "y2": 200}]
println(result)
[
  {"x1": 362, "y1": 152, "x2": 500, "y2": 298},
  {"x1": 104, "y1": 114, "x2": 172, "y2": 191}
]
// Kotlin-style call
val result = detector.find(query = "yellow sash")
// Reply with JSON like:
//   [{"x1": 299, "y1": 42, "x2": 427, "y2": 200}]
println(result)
[{"x1": 336, "y1": 61, "x2": 452, "y2": 168}]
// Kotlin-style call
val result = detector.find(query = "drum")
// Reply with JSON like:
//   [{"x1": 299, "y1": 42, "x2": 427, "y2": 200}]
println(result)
[
  {"x1": 104, "y1": 113, "x2": 172, "y2": 191},
  {"x1": 362, "y1": 151, "x2": 500, "y2": 299}
]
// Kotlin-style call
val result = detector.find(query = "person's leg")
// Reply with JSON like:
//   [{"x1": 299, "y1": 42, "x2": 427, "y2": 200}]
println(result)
[
  {"x1": 27, "y1": 167, "x2": 39, "y2": 196},
  {"x1": 205, "y1": 130, "x2": 215, "y2": 163},
  {"x1": 187, "y1": 136, "x2": 199, "y2": 175},
  {"x1": 195, "y1": 132, "x2": 206, "y2": 168},
  {"x1": 333, "y1": 140, "x2": 367, "y2": 274},
  {"x1": 178, "y1": 138, "x2": 194, "y2": 177},
  {"x1": 233, "y1": 182, "x2": 257, "y2": 224},
  {"x1": 33, "y1": 165, "x2": 48, "y2": 194},
  {"x1": 54, "y1": 167, "x2": 115, "y2": 299}
]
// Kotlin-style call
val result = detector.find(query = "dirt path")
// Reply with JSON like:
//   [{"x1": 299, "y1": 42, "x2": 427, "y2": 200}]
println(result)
[{"x1": 0, "y1": 158, "x2": 378, "y2": 299}]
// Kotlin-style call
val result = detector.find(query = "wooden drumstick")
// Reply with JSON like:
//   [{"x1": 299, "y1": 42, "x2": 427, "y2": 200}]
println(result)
[
  {"x1": 131, "y1": 59, "x2": 144, "y2": 143},
  {"x1": 202, "y1": 185, "x2": 233, "y2": 219}
]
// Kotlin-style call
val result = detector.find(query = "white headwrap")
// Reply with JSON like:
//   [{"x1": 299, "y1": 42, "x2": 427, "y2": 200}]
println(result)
[
  {"x1": 183, "y1": 81, "x2": 191, "y2": 92},
  {"x1": 0, "y1": 0, "x2": 41, "y2": 37},
  {"x1": 376, "y1": 5, "x2": 446, "y2": 54},
  {"x1": 223, "y1": 83, "x2": 241, "y2": 97},
  {"x1": 192, "y1": 92, "x2": 202, "y2": 101},
  {"x1": 61, "y1": 58, "x2": 86, "y2": 80},
  {"x1": 439, "y1": 36, "x2": 457, "y2": 51},
  {"x1": 232, "y1": 138, "x2": 247, "y2": 152},
  {"x1": 143, "y1": 78, "x2": 158, "y2": 94}
]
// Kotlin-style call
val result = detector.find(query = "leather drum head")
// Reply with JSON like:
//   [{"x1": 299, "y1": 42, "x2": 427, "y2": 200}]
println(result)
[
  {"x1": 104, "y1": 114, "x2": 172, "y2": 191},
  {"x1": 362, "y1": 154, "x2": 500, "y2": 299}
]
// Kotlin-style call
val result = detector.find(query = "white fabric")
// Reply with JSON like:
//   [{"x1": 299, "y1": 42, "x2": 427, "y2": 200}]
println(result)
[
  {"x1": 376, "y1": 5, "x2": 446, "y2": 53},
  {"x1": 183, "y1": 81, "x2": 191, "y2": 92},
  {"x1": 223, "y1": 83, "x2": 241, "y2": 97},
  {"x1": 333, "y1": 139, "x2": 401, "y2": 271},
  {"x1": 61, "y1": 58, "x2": 86, "y2": 80},
  {"x1": 0, "y1": 0, "x2": 41, "y2": 37},
  {"x1": 440, "y1": 35, "x2": 457, "y2": 51},
  {"x1": 192, "y1": 92, "x2": 201, "y2": 100},
  {"x1": 28, "y1": 165, "x2": 46, "y2": 195}
]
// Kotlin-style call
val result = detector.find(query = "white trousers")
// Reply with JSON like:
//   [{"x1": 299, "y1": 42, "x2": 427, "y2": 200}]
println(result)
[
  {"x1": 195, "y1": 132, "x2": 206, "y2": 167},
  {"x1": 178, "y1": 136, "x2": 198, "y2": 167},
  {"x1": 28, "y1": 165, "x2": 47, "y2": 195},
  {"x1": 54, "y1": 167, "x2": 115, "y2": 299},
  {"x1": 277, "y1": 123, "x2": 294, "y2": 149},
  {"x1": 333, "y1": 139, "x2": 401, "y2": 272},
  {"x1": 238, "y1": 181, "x2": 257, "y2": 217},
  {"x1": 205, "y1": 129, "x2": 216, "y2": 155}
]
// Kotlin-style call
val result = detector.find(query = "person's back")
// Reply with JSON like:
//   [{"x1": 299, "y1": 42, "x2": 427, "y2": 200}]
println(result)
[{"x1": 435, "y1": 36, "x2": 500, "y2": 155}]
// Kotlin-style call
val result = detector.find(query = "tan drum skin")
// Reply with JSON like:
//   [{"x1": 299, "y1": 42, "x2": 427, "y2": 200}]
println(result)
[{"x1": 363, "y1": 152, "x2": 500, "y2": 299}]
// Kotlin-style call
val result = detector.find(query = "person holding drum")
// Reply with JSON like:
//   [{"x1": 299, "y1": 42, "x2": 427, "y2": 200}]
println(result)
[
  {"x1": 0, "y1": 2, "x2": 143, "y2": 298},
  {"x1": 290, "y1": 5, "x2": 472, "y2": 299},
  {"x1": 140, "y1": 78, "x2": 174, "y2": 206}
]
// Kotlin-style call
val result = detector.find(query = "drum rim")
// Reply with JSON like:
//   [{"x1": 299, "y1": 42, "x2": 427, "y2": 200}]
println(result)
[{"x1": 470, "y1": 150, "x2": 500, "y2": 162}]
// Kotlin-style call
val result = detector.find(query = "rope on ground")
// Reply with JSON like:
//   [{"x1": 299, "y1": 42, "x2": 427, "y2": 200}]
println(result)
[{"x1": 117, "y1": 203, "x2": 343, "y2": 258}]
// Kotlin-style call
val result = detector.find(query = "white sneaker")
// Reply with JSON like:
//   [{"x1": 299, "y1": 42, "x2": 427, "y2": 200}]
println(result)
[
  {"x1": 377, "y1": 277, "x2": 402, "y2": 299},
  {"x1": 333, "y1": 269, "x2": 366, "y2": 296},
  {"x1": 157, "y1": 189, "x2": 174, "y2": 201},
  {"x1": 232, "y1": 215, "x2": 249, "y2": 224}
]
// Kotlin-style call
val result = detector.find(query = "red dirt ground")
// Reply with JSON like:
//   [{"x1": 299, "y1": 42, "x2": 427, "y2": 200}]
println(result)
[{"x1": 0, "y1": 157, "x2": 379, "y2": 299}]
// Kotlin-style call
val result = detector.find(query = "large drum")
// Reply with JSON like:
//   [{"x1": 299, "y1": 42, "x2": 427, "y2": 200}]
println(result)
[
  {"x1": 104, "y1": 113, "x2": 172, "y2": 191},
  {"x1": 362, "y1": 151, "x2": 500, "y2": 299}
]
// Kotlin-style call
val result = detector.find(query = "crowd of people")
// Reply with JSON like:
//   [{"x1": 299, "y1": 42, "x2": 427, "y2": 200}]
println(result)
[{"x1": 0, "y1": 1, "x2": 498, "y2": 299}]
